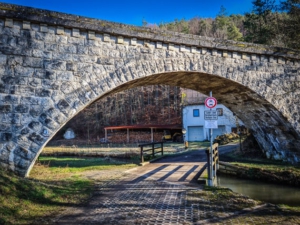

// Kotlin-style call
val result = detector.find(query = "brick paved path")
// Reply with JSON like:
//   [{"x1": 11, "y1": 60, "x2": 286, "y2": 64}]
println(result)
[
  {"x1": 53, "y1": 154, "x2": 295, "y2": 224},
  {"x1": 54, "y1": 162, "x2": 205, "y2": 224}
]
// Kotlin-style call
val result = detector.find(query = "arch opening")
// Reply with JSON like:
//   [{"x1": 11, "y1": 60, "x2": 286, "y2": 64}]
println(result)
[{"x1": 27, "y1": 71, "x2": 300, "y2": 177}]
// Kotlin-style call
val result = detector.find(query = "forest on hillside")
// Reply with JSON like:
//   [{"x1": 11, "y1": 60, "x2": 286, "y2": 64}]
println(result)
[
  {"x1": 50, "y1": 0, "x2": 299, "y2": 144},
  {"x1": 145, "y1": 0, "x2": 300, "y2": 50},
  {"x1": 51, "y1": 86, "x2": 184, "y2": 143}
]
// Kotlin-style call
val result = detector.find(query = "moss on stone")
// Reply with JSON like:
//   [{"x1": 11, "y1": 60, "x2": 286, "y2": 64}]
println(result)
[{"x1": 0, "y1": 6, "x2": 17, "y2": 11}]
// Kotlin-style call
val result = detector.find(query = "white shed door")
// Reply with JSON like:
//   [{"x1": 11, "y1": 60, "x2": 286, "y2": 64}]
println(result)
[{"x1": 188, "y1": 126, "x2": 204, "y2": 141}]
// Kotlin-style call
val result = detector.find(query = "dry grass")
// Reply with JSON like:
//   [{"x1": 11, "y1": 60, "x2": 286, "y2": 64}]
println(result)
[{"x1": 0, "y1": 156, "x2": 139, "y2": 224}]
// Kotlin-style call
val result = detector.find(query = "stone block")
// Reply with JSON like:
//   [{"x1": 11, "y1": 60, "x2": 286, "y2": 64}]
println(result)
[
  {"x1": 143, "y1": 40, "x2": 150, "y2": 48},
  {"x1": 15, "y1": 105, "x2": 29, "y2": 113},
  {"x1": 155, "y1": 41, "x2": 162, "y2": 49},
  {"x1": 168, "y1": 43, "x2": 174, "y2": 51},
  {"x1": 260, "y1": 55, "x2": 268, "y2": 62},
  {"x1": 117, "y1": 36, "x2": 124, "y2": 44},
  {"x1": 3, "y1": 124, "x2": 13, "y2": 133},
  {"x1": 278, "y1": 57, "x2": 285, "y2": 64},
  {"x1": 32, "y1": 50, "x2": 52, "y2": 59},
  {"x1": 88, "y1": 31, "x2": 96, "y2": 40},
  {"x1": 0, "y1": 55, "x2": 7, "y2": 65},
  {"x1": 251, "y1": 54, "x2": 257, "y2": 61},
  {"x1": 21, "y1": 97, "x2": 40, "y2": 106},
  {"x1": 56, "y1": 26, "x2": 64, "y2": 35},
  {"x1": 212, "y1": 49, "x2": 217, "y2": 56},
  {"x1": 191, "y1": 47, "x2": 197, "y2": 54},
  {"x1": 2, "y1": 96, "x2": 19, "y2": 104},
  {"x1": 44, "y1": 60, "x2": 66, "y2": 71},
  {"x1": 23, "y1": 57, "x2": 43, "y2": 68},
  {"x1": 28, "y1": 121, "x2": 42, "y2": 132},
  {"x1": 5, "y1": 18, "x2": 13, "y2": 28},
  {"x1": 28, "y1": 132, "x2": 44, "y2": 145},
  {"x1": 232, "y1": 52, "x2": 239, "y2": 59},
  {"x1": 29, "y1": 142, "x2": 41, "y2": 153},
  {"x1": 222, "y1": 51, "x2": 228, "y2": 57},
  {"x1": 130, "y1": 37, "x2": 137, "y2": 46},
  {"x1": 35, "y1": 89, "x2": 52, "y2": 97},
  {"x1": 242, "y1": 53, "x2": 247, "y2": 60},
  {"x1": 58, "y1": 44, "x2": 77, "y2": 54},
  {"x1": 47, "y1": 26, "x2": 55, "y2": 34},
  {"x1": 269, "y1": 56, "x2": 276, "y2": 63},
  {"x1": 103, "y1": 34, "x2": 110, "y2": 42},
  {"x1": 285, "y1": 59, "x2": 292, "y2": 65},
  {"x1": 66, "y1": 62, "x2": 77, "y2": 71},
  {"x1": 0, "y1": 133, "x2": 13, "y2": 142},
  {"x1": 40, "y1": 24, "x2": 48, "y2": 33},
  {"x1": 201, "y1": 48, "x2": 207, "y2": 54},
  {"x1": 14, "y1": 66, "x2": 35, "y2": 77},
  {"x1": 56, "y1": 71, "x2": 74, "y2": 81},
  {"x1": 0, "y1": 105, "x2": 12, "y2": 113},
  {"x1": 72, "y1": 28, "x2": 80, "y2": 37},
  {"x1": 23, "y1": 21, "x2": 31, "y2": 30},
  {"x1": 180, "y1": 45, "x2": 186, "y2": 52}
]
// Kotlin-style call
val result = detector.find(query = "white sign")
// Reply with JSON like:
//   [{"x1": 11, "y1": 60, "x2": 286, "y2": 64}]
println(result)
[
  {"x1": 205, "y1": 120, "x2": 218, "y2": 129},
  {"x1": 205, "y1": 97, "x2": 217, "y2": 109},
  {"x1": 204, "y1": 110, "x2": 218, "y2": 120}
]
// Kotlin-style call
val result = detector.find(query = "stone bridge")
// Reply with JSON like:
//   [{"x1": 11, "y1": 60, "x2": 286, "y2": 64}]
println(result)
[{"x1": 0, "y1": 3, "x2": 299, "y2": 177}]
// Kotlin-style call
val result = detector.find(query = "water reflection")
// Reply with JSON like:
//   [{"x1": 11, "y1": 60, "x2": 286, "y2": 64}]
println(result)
[{"x1": 217, "y1": 174, "x2": 300, "y2": 206}]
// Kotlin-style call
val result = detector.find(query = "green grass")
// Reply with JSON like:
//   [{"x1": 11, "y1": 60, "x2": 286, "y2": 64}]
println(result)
[
  {"x1": 220, "y1": 150, "x2": 300, "y2": 187},
  {"x1": 221, "y1": 150, "x2": 300, "y2": 176},
  {"x1": 42, "y1": 141, "x2": 211, "y2": 156},
  {"x1": 37, "y1": 156, "x2": 139, "y2": 172},
  {"x1": 230, "y1": 162, "x2": 300, "y2": 176}
]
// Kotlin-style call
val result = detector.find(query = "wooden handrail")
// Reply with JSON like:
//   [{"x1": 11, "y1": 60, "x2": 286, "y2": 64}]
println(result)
[{"x1": 139, "y1": 142, "x2": 164, "y2": 163}]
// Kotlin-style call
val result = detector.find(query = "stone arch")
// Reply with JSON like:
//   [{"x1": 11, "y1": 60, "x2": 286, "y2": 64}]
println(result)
[
  {"x1": 4, "y1": 57, "x2": 300, "y2": 177},
  {"x1": 22, "y1": 57, "x2": 300, "y2": 177}
]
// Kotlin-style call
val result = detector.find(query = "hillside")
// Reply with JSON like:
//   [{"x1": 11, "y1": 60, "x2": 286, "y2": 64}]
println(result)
[
  {"x1": 50, "y1": 85, "x2": 184, "y2": 144},
  {"x1": 146, "y1": 1, "x2": 300, "y2": 50}
]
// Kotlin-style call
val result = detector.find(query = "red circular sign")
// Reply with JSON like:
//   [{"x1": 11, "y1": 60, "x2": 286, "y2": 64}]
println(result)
[{"x1": 205, "y1": 97, "x2": 217, "y2": 109}]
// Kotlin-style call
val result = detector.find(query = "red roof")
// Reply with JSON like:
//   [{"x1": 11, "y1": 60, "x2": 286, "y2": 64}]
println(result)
[{"x1": 104, "y1": 124, "x2": 182, "y2": 130}]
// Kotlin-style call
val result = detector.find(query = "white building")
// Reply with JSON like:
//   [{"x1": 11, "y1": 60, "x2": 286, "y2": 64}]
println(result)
[{"x1": 182, "y1": 104, "x2": 238, "y2": 141}]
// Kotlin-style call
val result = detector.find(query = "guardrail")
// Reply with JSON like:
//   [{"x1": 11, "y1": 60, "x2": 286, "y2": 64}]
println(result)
[
  {"x1": 205, "y1": 143, "x2": 219, "y2": 180},
  {"x1": 139, "y1": 142, "x2": 164, "y2": 163}
]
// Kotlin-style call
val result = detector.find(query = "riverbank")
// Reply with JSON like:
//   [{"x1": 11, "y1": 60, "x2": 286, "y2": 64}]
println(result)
[{"x1": 219, "y1": 148, "x2": 300, "y2": 187}]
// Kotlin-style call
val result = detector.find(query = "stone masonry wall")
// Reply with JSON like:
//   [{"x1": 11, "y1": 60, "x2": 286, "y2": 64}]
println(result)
[{"x1": 0, "y1": 3, "x2": 299, "y2": 176}]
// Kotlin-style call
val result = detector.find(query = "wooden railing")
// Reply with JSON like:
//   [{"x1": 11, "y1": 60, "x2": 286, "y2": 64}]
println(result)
[
  {"x1": 205, "y1": 143, "x2": 219, "y2": 180},
  {"x1": 139, "y1": 142, "x2": 164, "y2": 163}
]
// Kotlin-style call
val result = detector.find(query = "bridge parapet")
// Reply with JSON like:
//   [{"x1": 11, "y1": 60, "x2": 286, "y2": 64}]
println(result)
[{"x1": 0, "y1": 2, "x2": 299, "y2": 62}]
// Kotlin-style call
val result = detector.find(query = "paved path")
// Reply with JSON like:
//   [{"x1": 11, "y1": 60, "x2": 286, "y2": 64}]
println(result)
[{"x1": 53, "y1": 145, "x2": 290, "y2": 224}]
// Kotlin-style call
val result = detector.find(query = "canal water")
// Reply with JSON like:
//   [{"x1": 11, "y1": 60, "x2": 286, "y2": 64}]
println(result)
[{"x1": 217, "y1": 174, "x2": 300, "y2": 206}]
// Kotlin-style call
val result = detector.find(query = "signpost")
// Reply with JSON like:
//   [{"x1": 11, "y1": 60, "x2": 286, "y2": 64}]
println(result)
[
  {"x1": 204, "y1": 93, "x2": 217, "y2": 186},
  {"x1": 204, "y1": 110, "x2": 218, "y2": 120},
  {"x1": 205, "y1": 97, "x2": 217, "y2": 109},
  {"x1": 204, "y1": 120, "x2": 218, "y2": 129}
]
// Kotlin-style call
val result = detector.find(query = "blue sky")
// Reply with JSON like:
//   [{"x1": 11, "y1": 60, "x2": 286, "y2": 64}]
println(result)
[{"x1": 2, "y1": 0, "x2": 256, "y2": 26}]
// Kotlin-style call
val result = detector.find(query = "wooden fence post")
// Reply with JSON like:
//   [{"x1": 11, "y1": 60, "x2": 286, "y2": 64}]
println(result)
[
  {"x1": 140, "y1": 146, "x2": 144, "y2": 163},
  {"x1": 152, "y1": 143, "x2": 155, "y2": 158}
]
